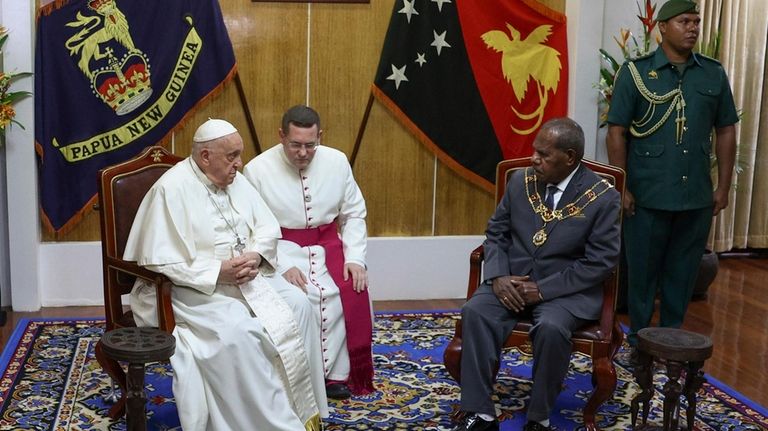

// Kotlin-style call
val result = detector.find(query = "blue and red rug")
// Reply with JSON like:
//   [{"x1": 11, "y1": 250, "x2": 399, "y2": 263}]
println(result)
[{"x1": 0, "y1": 312, "x2": 765, "y2": 430}]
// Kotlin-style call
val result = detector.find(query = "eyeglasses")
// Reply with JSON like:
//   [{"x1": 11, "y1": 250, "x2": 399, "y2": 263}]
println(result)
[{"x1": 287, "y1": 142, "x2": 319, "y2": 151}]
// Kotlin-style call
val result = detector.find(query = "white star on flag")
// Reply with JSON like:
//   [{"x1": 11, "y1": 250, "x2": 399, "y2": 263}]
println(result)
[
  {"x1": 431, "y1": 30, "x2": 451, "y2": 55},
  {"x1": 398, "y1": 0, "x2": 419, "y2": 23},
  {"x1": 387, "y1": 64, "x2": 409, "y2": 89},
  {"x1": 431, "y1": 0, "x2": 452, "y2": 12},
  {"x1": 415, "y1": 53, "x2": 427, "y2": 67}
]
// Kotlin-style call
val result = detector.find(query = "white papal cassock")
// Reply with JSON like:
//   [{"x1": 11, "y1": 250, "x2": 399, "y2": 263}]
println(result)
[
  {"x1": 243, "y1": 144, "x2": 371, "y2": 387},
  {"x1": 123, "y1": 158, "x2": 328, "y2": 431}
]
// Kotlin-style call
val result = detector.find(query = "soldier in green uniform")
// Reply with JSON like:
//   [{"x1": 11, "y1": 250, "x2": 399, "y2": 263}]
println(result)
[{"x1": 606, "y1": 0, "x2": 739, "y2": 348}]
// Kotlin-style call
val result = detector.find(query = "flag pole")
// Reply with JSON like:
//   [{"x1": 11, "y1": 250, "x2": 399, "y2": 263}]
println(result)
[
  {"x1": 350, "y1": 92, "x2": 374, "y2": 168},
  {"x1": 234, "y1": 71, "x2": 261, "y2": 155}
]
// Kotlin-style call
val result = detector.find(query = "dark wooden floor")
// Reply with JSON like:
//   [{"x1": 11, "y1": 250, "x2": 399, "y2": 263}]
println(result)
[{"x1": 2, "y1": 256, "x2": 766, "y2": 408}]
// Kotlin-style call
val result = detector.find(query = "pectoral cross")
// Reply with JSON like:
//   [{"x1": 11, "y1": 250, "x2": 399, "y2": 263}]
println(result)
[{"x1": 234, "y1": 235, "x2": 246, "y2": 255}]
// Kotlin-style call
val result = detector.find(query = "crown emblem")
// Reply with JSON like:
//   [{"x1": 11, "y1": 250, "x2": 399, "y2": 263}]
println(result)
[
  {"x1": 65, "y1": 0, "x2": 152, "y2": 115},
  {"x1": 91, "y1": 52, "x2": 153, "y2": 115},
  {"x1": 88, "y1": 0, "x2": 113, "y2": 12}
]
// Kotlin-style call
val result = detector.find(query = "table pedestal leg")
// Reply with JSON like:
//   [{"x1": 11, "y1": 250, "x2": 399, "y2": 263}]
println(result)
[
  {"x1": 661, "y1": 361, "x2": 683, "y2": 431},
  {"x1": 125, "y1": 362, "x2": 148, "y2": 431}
]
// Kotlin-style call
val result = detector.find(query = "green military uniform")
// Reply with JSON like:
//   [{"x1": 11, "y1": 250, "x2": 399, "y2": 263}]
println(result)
[{"x1": 607, "y1": 47, "x2": 739, "y2": 345}]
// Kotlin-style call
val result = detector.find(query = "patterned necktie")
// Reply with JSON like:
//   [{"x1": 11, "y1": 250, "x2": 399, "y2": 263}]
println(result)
[{"x1": 545, "y1": 185, "x2": 558, "y2": 210}]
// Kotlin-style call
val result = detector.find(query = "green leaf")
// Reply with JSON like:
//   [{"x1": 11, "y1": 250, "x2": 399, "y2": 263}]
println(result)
[
  {"x1": 599, "y1": 49, "x2": 620, "y2": 72},
  {"x1": 8, "y1": 72, "x2": 33, "y2": 81},
  {"x1": 6, "y1": 91, "x2": 32, "y2": 103},
  {"x1": 10, "y1": 119, "x2": 27, "y2": 130},
  {"x1": 600, "y1": 68, "x2": 615, "y2": 85}
]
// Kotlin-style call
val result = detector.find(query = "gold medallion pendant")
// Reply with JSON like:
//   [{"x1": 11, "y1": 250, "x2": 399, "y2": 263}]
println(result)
[{"x1": 523, "y1": 167, "x2": 614, "y2": 248}]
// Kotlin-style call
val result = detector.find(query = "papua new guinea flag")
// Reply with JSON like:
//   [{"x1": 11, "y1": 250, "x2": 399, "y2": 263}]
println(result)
[
  {"x1": 35, "y1": 0, "x2": 236, "y2": 234},
  {"x1": 372, "y1": 0, "x2": 568, "y2": 192}
]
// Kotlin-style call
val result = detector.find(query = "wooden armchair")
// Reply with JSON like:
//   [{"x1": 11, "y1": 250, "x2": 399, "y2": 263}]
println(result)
[
  {"x1": 94, "y1": 145, "x2": 183, "y2": 419},
  {"x1": 443, "y1": 157, "x2": 625, "y2": 431}
]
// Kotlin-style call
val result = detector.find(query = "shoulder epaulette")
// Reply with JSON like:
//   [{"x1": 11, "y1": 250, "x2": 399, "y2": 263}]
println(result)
[
  {"x1": 694, "y1": 52, "x2": 722, "y2": 65},
  {"x1": 629, "y1": 52, "x2": 654, "y2": 62}
]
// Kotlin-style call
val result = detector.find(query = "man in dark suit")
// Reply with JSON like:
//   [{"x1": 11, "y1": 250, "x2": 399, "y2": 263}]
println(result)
[{"x1": 451, "y1": 118, "x2": 621, "y2": 431}]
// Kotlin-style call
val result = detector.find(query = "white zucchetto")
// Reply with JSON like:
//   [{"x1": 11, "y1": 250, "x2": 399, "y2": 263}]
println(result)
[{"x1": 193, "y1": 118, "x2": 238, "y2": 143}]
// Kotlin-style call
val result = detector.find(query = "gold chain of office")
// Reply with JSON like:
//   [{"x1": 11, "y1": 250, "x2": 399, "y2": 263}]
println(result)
[
  {"x1": 625, "y1": 62, "x2": 687, "y2": 144},
  {"x1": 524, "y1": 168, "x2": 614, "y2": 246}
]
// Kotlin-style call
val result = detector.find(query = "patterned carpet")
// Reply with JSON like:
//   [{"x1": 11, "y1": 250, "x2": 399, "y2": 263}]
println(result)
[{"x1": 0, "y1": 312, "x2": 766, "y2": 430}]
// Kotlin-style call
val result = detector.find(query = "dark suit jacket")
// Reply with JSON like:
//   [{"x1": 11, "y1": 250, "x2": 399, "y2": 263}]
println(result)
[{"x1": 482, "y1": 163, "x2": 621, "y2": 320}]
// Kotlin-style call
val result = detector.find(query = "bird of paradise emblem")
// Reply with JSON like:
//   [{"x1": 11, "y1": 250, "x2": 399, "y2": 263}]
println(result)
[{"x1": 482, "y1": 24, "x2": 562, "y2": 135}]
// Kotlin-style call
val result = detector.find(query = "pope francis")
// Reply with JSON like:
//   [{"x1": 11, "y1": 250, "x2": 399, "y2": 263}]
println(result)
[{"x1": 123, "y1": 118, "x2": 328, "y2": 431}]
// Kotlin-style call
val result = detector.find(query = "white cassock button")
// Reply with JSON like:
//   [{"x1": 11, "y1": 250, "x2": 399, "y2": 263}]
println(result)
[{"x1": 304, "y1": 194, "x2": 312, "y2": 202}]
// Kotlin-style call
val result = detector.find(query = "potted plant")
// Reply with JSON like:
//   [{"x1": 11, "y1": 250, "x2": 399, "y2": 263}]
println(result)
[{"x1": 0, "y1": 25, "x2": 33, "y2": 139}]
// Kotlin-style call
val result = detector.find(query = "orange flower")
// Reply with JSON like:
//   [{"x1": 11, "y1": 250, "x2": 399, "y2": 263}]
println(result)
[
  {"x1": 613, "y1": 28, "x2": 631, "y2": 51},
  {"x1": 0, "y1": 104, "x2": 15, "y2": 130}
]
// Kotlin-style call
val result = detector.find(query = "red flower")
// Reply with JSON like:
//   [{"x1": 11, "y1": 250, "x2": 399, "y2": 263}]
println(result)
[{"x1": 637, "y1": 0, "x2": 657, "y2": 34}]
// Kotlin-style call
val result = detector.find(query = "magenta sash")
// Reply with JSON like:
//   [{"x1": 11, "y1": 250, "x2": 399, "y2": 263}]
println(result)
[{"x1": 280, "y1": 221, "x2": 374, "y2": 395}]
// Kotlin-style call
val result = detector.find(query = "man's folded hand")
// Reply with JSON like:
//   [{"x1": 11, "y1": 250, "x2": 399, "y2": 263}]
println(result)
[{"x1": 511, "y1": 280, "x2": 543, "y2": 305}]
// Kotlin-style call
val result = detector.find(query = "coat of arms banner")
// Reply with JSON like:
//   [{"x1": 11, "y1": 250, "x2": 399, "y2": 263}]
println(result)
[{"x1": 35, "y1": 0, "x2": 236, "y2": 234}]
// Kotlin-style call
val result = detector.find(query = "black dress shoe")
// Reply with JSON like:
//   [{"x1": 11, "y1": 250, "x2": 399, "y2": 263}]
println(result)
[
  {"x1": 523, "y1": 421, "x2": 552, "y2": 431},
  {"x1": 451, "y1": 413, "x2": 499, "y2": 431},
  {"x1": 325, "y1": 382, "x2": 351, "y2": 400}
]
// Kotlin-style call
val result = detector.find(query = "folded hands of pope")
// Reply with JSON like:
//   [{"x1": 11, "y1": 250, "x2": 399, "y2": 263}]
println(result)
[{"x1": 219, "y1": 252, "x2": 263, "y2": 285}]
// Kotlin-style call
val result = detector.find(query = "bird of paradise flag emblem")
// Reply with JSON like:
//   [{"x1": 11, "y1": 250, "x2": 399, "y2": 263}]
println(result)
[{"x1": 482, "y1": 24, "x2": 562, "y2": 135}]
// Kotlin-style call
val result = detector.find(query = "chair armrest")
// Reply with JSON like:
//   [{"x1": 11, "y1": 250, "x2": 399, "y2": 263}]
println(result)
[
  {"x1": 104, "y1": 256, "x2": 177, "y2": 332},
  {"x1": 105, "y1": 256, "x2": 163, "y2": 281},
  {"x1": 465, "y1": 245, "x2": 485, "y2": 299},
  {"x1": 156, "y1": 280, "x2": 176, "y2": 332},
  {"x1": 597, "y1": 269, "x2": 618, "y2": 340}
]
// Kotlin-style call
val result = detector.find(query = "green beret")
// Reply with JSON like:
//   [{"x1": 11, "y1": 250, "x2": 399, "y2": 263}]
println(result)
[{"x1": 657, "y1": 0, "x2": 699, "y2": 21}]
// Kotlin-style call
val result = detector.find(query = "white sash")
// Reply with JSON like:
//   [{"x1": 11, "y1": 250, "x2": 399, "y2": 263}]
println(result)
[{"x1": 241, "y1": 275, "x2": 320, "y2": 429}]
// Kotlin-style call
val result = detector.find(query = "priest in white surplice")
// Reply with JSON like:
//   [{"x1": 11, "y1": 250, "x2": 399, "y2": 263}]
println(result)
[
  {"x1": 243, "y1": 105, "x2": 374, "y2": 399},
  {"x1": 123, "y1": 119, "x2": 328, "y2": 431}
]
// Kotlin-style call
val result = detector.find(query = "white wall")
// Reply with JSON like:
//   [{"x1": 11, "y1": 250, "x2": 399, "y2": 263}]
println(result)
[
  {"x1": 40, "y1": 236, "x2": 485, "y2": 305},
  {"x1": 566, "y1": 0, "x2": 605, "y2": 160},
  {"x1": 1, "y1": 0, "x2": 40, "y2": 311},
  {"x1": 3, "y1": 2, "x2": 630, "y2": 309}
]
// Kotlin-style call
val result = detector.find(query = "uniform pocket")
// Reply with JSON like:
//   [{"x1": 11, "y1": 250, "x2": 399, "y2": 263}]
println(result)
[
  {"x1": 632, "y1": 143, "x2": 664, "y2": 158},
  {"x1": 629, "y1": 143, "x2": 665, "y2": 185},
  {"x1": 696, "y1": 86, "x2": 721, "y2": 97},
  {"x1": 692, "y1": 86, "x2": 720, "y2": 123}
]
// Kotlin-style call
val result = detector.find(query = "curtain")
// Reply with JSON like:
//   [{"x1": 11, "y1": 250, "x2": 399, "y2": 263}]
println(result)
[{"x1": 701, "y1": 0, "x2": 768, "y2": 251}]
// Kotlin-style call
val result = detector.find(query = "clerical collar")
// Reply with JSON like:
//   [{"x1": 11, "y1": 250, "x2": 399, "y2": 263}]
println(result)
[
  {"x1": 549, "y1": 163, "x2": 579, "y2": 193},
  {"x1": 188, "y1": 157, "x2": 222, "y2": 193},
  {"x1": 278, "y1": 143, "x2": 318, "y2": 172}
]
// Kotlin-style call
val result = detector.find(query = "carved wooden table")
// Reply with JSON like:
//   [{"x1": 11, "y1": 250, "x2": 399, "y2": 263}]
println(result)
[
  {"x1": 631, "y1": 327, "x2": 713, "y2": 431},
  {"x1": 100, "y1": 327, "x2": 176, "y2": 431}
]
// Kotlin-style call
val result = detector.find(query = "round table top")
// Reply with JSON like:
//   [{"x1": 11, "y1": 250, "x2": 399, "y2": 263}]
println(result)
[
  {"x1": 100, "y1": 327, "x2": 176, "y2": 363},
  {"x1": 637, "y1": 327, "x2": 713, "y2": 362}
]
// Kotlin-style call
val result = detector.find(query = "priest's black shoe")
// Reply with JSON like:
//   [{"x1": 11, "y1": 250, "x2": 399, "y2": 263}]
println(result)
[
  {"x1": 451, "y1": 413, "x2": 499, "y2": 431},
  {"x1": 523, "y1": 421, "x2": 552, "y2": 431},
  {"x1": 325, "y1": 382, "x2": 351, "y2": 400}
]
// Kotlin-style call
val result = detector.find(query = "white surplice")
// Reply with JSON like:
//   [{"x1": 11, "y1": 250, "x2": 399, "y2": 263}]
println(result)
[
  {"x1": 243, "y1": 144, "x2": 369, "y2": 381},
  {"x1": 123, "y1": 158, "x2": 328, "y2": 431}
]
